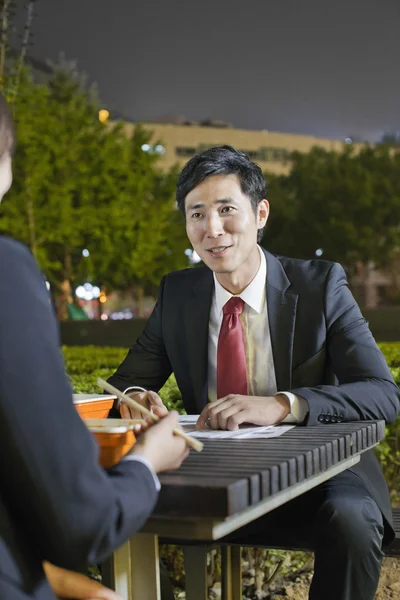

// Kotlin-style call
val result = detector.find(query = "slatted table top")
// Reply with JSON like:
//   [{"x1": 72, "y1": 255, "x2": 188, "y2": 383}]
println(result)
[{"x1": 145, "y1": 421, "x2": 385, "y2": 540}]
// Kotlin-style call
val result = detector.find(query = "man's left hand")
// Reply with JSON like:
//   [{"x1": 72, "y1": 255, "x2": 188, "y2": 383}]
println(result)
[{"x1": 196, "y1": 395, "x2": 290, "y2": 431}]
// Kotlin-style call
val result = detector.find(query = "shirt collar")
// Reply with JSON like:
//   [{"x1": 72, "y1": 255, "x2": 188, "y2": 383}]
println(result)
[{"x1": 213, "y1": 245, "x2": 267, "y2": 315}]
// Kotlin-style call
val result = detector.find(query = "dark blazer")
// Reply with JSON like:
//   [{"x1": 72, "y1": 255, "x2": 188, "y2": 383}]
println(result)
[
  {"x1": 109, "y1": 248, "x2": 400, "y2": 545},
  {"x1": 0, "y1": 237, "x2": 159, "y2": 600}
]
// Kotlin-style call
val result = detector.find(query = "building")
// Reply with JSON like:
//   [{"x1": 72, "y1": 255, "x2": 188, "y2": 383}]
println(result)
[{"x1": 122, "y1": 117, "x2": 364, "y2": 175}]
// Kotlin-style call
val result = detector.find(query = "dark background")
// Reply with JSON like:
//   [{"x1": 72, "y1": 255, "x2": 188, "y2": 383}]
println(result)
[{"x1": 15, "y1": 0, "x2": 400, "y2": 142}]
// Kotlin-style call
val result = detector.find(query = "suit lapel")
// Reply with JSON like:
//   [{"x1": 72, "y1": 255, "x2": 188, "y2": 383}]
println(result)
[
  {"x1": 264, "y1": 250, "x2": 298, "y2": 391},
  {"x1": 186, "y1": 268, "x2": 214, "y2": 412}
]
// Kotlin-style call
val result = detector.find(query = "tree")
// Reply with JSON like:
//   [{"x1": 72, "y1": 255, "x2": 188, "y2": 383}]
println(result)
[
  {"x1": 85, "y1": 126, "x2": 189, "y2": 316},
  {"x1": 263, "y1": 145, "x2": 400, "y2": 273},
  {"x1": 0, "y1": 63, "x2": 189, "y2": 318},
  {"x1": 0, "y1": 62, "x2": 116, "y2": 317},
  {"x1": 379, "y1": 132, "x2": 400, "y2": 148}
]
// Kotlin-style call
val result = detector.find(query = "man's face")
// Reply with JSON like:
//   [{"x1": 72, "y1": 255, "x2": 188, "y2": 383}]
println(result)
[{"x1": 185, "y1": 174, "x2": 269, "y2": 283}]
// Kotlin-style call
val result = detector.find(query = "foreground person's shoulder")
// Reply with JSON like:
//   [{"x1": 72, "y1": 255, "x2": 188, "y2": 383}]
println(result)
[
  {"x1": 0, "y1": 235, "x2": 33, "y2": 260},
  {"x1": 0, "y1": 237, "x2": 41, "y2": 285}
]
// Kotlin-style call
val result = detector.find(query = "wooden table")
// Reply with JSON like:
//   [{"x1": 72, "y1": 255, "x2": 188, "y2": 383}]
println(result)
[{"x1": 103, "y1": 421, "x2": 385, "y2": 600}]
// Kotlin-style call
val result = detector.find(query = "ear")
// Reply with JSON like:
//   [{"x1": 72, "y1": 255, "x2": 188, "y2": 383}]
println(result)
[{"x1": 257, "y1": 199, "x2": 269, "y2": 229}]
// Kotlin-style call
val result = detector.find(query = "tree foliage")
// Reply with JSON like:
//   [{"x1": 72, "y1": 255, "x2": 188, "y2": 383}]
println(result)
[
  {"x1": 263, "y1": 146, "x2": 400, "y2": 271},
  {"x1": 0, "y1": 63, "x2": 188, "y2": 317}
]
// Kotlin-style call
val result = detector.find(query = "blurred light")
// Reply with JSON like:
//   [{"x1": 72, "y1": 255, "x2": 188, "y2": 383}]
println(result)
[
  {"x1": 111, "y1": 312, "x2": 123, "y2": 320},
  {"x1": 315, "y1": 248, "x2": 323, "y2": 257},
  {"x1": 99, "y1": 291, "x2": 107, "y2": 303},
  {"x1": 184, "y1": 248, "x2": 192, "y2": 256},
  {"x1": 99, "y1": 109, "x2": 110, "y2": 124},
  {"x1": 82, "y1": 248, "x2": 90, "y2": 257},
  {"x1": 76, "y1": 285, "x2": 86, "y2": 299},
  {"x1": 345, "y1": 137, "x2": 352, "y2": 144},
  {"x1": 100, "y1": 313, "x2": 108, "y2": 321},
  {"x1": 141, "y1": 144, "x2": 151, "y2": 152},
  {"x1": 45, "y1": 281, "x2": 50, "y2": 291},
  {"x1": 76, "y1": 282, "x2": 101, "y2": 302},
  {"x1": 155, "y1": 144, "x2": 166, "y2": 155},
  {"x1": 189, "y1": 251, "x2": 202, "y2": 264}
]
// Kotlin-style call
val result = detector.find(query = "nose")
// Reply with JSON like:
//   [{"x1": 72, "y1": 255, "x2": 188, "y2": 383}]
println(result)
[{"x1": 205, "y1": 213, "x2": 224, "y2": 238}]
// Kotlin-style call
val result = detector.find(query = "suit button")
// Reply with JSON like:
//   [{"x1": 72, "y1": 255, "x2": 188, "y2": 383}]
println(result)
[
  {"x1": 331, "y1": 416, "x2": 337, "y2": 423},
  {"x1": 324, "y1": 416, "x2": 331, "y2": 423},
  {"x1": 318, "y1": 415, "x2": 324, "y2": 423}
]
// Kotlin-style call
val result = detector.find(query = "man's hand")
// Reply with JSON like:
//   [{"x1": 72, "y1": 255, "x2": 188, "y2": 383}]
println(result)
[
  {"x1": 120, "y1": 390, "x2": 168, "y2": 420},
  {"x1": 130, "y1": 411, "x2": 189, "y2": 473},
  {"x1": 196, "y1": 395, "x2": 290, "y2": 431},
  {"x1": 43, "y1": 561, "x2": 123, "y2": 600}
]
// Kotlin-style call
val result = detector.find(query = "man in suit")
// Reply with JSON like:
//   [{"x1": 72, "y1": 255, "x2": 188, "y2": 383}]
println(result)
[
  {"x1": 0, "y1": 92, "x2": 188, "y2": 600},
  {"x1": 108, "y1": 145, "x2": 400, "y2": 600}
]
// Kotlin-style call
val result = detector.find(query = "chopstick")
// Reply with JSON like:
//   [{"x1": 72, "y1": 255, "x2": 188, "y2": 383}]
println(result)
[{"x1": 97, "y1": 378, "x2": 204, "y2": 452}]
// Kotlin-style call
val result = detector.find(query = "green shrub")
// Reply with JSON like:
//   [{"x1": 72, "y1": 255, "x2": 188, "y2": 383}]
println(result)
[
  {"x1": 375, "y1": 343, "x2": 400, "y2": 503},
  {"x1": 378, "y1": 343, "x2": 400, "y2": 369},
  {"x1": 63, "y1": 345, "x2": 184, "y2": 412}
]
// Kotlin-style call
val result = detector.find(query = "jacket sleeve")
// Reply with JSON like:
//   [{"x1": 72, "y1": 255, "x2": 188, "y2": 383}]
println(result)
[
  {"x1": 291, "y1": 262, "x2": 400, "y2": 425},
  {"x1": 107, "y1": 276, "x2": 173, "y2": 393},
  {"x1": 0, "y1": 239, "x2": 159, "y2": 570}
]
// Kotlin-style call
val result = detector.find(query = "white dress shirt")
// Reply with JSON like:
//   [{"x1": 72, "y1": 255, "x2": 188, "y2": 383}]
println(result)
[{"x1": 208, "y1": 245, "x2": 308, "y2": 423}]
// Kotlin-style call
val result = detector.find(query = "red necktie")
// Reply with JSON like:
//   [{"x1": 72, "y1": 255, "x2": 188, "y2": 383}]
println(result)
[{"x1": 217, "y1": 297, "x2": 248, "y2": 399}]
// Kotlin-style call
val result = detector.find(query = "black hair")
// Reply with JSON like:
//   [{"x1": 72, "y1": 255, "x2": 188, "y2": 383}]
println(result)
[{"x1": 176, "y1": 145, "x2": 267, "y2": 241}]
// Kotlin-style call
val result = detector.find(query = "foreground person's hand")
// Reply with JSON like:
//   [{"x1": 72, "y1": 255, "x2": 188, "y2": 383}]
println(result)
[
  {"x1": 120, "y1": 390, "x2": 168, "y2": 420},
  {"x1": 130, "y1": 411, "x2": 189, "y2": 472},
  {"x1": 196, "y1": 394, "x2": 290, "y2": 430},
  {"x1": 43, "y1": 561, "x2": 123, "y2": 600}
]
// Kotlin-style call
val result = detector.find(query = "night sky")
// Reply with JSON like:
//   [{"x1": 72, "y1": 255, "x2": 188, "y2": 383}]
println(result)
[{"x1": 14, "y1": 0, "x2": 400, "y2": 142}]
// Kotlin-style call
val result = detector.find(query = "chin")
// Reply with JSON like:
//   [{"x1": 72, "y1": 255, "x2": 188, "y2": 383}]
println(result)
[{"x1": 208, "y1": 262, "x2": 234, "y2": 274}]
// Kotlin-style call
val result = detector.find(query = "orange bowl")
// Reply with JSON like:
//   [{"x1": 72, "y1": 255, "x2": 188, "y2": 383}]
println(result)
[
  {"x1": 73, "y1": 394, "x2": 116, "y2": 419},
  {"x1": 84, "y1": 419, "x2": 138, "y2": 469}
]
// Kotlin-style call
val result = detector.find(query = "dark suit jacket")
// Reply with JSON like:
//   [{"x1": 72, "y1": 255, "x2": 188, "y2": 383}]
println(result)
[
  {"x1": 109, "y1": 248, "x2": 400, "y2": 545},
  {"x1": 0, "y1": 237, "x2": 159, "y2": 600}
]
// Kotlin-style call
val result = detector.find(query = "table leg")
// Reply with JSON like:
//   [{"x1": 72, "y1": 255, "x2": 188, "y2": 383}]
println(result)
[
  {"x1": 129, "y1": 533, "x2": 161, "y2": 600},
  {"x1": 108, "y1": 539, "x2": 132, "y2": 600},
  {"x1": 100, "y1": 556, "x2": 115, "y2": 590},
  {"x1": 221, "y1": 546, "x2": 242, "y2": 600},
  {"x1": 184, "y1": 545, "x2": 209, "y2": 600}
]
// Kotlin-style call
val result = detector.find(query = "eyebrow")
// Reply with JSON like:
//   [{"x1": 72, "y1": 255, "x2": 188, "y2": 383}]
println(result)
[{"x1": 186, "y1": 198, "x2": 236, "y2": 212}]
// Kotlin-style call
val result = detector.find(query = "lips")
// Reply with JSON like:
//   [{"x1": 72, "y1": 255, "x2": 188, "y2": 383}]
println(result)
[
  {"x1": 209, "y1": 246, "x2": 227, "y2": 253},
  {"x1": 206, "y1": 245, "x2": 232, "y2": 257}
]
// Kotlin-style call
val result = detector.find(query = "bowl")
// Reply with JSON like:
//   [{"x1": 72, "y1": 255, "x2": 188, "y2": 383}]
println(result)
[
  {"x1": 84, "y1": 418, "x2": 139, "y2": 468},
  {"x1": 73, "y1": 394, "x2": 116, "y2": 419}
]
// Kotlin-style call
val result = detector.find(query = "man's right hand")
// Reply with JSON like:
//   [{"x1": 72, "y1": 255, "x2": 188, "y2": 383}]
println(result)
[
  {"x1": 120, "y1": 390, "x2": 168, "y2": 420},
  {"x1": 130, "y1": 411, "x2": 189, "y2": 473}
]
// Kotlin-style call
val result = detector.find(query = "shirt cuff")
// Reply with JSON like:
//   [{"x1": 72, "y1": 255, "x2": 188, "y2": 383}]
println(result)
[
  {"x1": 276, "y1": 392, "x2": 309, "y2": 424},
  {"x1": 123, "y1": 455, "x2": 161, "y2": 492}
]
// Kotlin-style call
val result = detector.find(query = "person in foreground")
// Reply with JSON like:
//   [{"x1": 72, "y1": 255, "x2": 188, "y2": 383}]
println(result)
[
  {"x1": 0, "y1": 93, "x2": 188, "y2": 600},
  {"x1": 108, "y1": 145, "x2": 400, "y2": 600}
]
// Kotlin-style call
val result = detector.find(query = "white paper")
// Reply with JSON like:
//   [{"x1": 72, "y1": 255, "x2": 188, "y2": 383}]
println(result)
[{"x1": 178, "y1": 415, "x2": 294, "y2": 439}]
